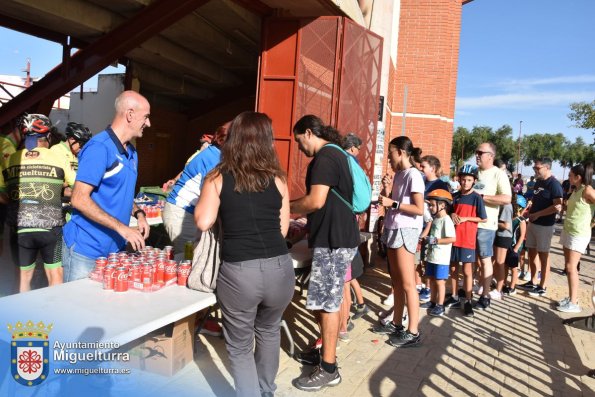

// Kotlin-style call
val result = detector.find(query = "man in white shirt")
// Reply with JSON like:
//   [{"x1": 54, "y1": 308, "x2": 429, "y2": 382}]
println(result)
[{"x1": 472, "y1": 142, "x2": 512, "y2": 310}]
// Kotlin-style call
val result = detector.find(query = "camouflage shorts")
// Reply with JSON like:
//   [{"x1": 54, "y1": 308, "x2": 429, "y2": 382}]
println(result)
[{"x1": 306, "y1": 247, "x2": 357, "y2": 313}]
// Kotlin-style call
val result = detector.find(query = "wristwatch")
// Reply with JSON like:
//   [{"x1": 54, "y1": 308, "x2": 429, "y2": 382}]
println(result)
[
  {"x1": 391, "y1": 201, "x2": 400, "y2": 210},
  {"x1": 133, "y1": 209, "x2": 146, "y2": 219}
]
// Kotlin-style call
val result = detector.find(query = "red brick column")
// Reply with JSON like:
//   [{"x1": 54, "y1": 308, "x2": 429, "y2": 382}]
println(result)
[{"x1": 385, "y1": 0, "x2": 462, "y2": 175}]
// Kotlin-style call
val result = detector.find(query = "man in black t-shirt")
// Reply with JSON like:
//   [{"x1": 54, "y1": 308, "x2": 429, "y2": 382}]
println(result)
[
  {"x1": 290, "y1": 115, "x2": 359, "y2": 391},
  {"x1": 519, "y1": 158, "x2": 563, "y2": 297}
]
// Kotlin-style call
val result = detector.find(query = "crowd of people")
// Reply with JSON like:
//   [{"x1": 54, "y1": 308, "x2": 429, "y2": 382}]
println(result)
[{"x1": 0, "y1": 92, "x2": 593, "y2": 396}]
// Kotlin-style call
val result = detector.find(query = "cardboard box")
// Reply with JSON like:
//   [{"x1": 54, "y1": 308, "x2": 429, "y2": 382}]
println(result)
[{"x1": 126, "y1": 313, "x2": 197, "y2": 377}]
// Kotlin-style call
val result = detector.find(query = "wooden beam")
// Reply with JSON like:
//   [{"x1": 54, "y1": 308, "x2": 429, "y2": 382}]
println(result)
[
  {"x1": 0, "y1": 0, "x2": 210, "y2": 127},
  {"x1": 0, "y1": 12, "x2": 86, "y2": 48}
]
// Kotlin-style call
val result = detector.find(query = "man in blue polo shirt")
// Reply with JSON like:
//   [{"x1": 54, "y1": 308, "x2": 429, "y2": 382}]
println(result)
[{"x1": 62, "y1": 91, "x2": 151, "y2": 282}]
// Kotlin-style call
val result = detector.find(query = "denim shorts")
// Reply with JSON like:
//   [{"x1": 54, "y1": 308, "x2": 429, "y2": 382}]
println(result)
[{"x1": 477, "y1": 229, "x2": 496, "y2": 259}]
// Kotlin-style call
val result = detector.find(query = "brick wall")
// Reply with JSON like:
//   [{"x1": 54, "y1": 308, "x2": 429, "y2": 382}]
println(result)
[{"x1": 385, "y1": 0, "x2": 461, "y2": 175}]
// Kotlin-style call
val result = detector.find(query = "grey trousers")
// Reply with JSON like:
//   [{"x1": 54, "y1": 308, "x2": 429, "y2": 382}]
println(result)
[{"x1": 217, "y1": 254, "x2": 295, "y2": 397}]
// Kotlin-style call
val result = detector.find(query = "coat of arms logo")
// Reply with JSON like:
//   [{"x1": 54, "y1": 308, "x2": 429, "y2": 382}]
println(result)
[{"x1": 8, "y1": 320, "x2": 52, "y2": 386}]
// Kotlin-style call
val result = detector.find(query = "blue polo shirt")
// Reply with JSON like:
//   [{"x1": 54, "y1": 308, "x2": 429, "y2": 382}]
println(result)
[{"x1": 63, "y1": 127, "x2": 138, "y2": 258}]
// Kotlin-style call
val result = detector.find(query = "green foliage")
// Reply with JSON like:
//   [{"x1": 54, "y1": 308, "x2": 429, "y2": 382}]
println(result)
[
  {"x1": 520, "y1": 133, "x2": 566, "y2": 165},
  {"x1": 568, "y1": 100, "x2": 595, "y2": 145},
  {"x1": 451, "y1": 124, "x2": 592, "y2": 169}
]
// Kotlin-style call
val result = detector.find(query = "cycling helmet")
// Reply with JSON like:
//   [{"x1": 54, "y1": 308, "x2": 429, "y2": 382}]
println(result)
[
  {"x1": 516, "y1": 195, "x2": 527, "y2": 209},
  {"x1": 65, "y1": 122, "x2": 92, "y2": 144},
  {"x1": 20, "y1": 113, "x2": 52, "y2": 135},
  {"x1": 426, "y1": 189, "x2": 453, "y2": 205},
  {"x1": 458, "y1": 164, "x2": 478, "y2": 178}
]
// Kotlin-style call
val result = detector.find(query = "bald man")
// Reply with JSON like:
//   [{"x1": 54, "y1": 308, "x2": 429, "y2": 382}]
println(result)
[{"x1": 62, "y1": 90, "x2": 151, "y2": 282}]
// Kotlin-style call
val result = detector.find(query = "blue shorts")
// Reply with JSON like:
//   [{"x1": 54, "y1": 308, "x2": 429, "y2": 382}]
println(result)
[
  {"x1": 477, "y1": 229, "x2": 496, "y2": 259},
  {"x1": 451, "y1": 247, "x2": 476, "y2": 264},
  {"x1": 425, "y1": 262, "x2": 450, "y2": 280}
]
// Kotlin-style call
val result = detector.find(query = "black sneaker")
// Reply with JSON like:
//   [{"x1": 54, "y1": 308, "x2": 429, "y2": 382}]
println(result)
[
  {"x1": 372, "y1": 321, "x2": 404, "y2": 335},
  {"x1": 474, "y1": 296, "x2": 491, "y2": 310},
  {"x1": 294, "y1": 348, "x2": 321, "y2": 366},
  {"x1": 429, "y1": 305, "x2": 445, "y2": 316},
  {"x1": 504, "y1": 287, "x2": 516, "y2": 296},
  {"x1": 464, "y1": 301, "x2": 474, "y2": 316},
  {"x1": 293, "y1": 365, "x2": 341, "y2": 391},
  {"x1": 528, "y1": 286, "x2": 546, "y2": 297},
  {"x1": 444, "y1": 296, "x2": 461, "y2": 308},
  {"x1": 351, "y1": 303, "x2": 370, "y2": 320},
  {"x1": 518, "y1": 282, "x2": 536, "y2": 290},
  {"x1": 387, "y1": 330, "x2": 422, "y2": 348},
  {"x1": 420, "y1": 301, "x2": 436, "y2": 309}
]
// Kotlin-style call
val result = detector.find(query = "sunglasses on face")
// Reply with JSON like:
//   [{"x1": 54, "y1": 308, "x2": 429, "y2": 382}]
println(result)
[{"x1": 475, "y1": 150, "x2": 493, "y2": 156}]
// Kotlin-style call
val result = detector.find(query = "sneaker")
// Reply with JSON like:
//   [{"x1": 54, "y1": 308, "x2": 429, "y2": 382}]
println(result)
[
  {"x1": 488, "y1": 290, "x2": 502, "y2": 300},
  {"x1": 387, "y1": 330, "x2": 422, "y2": 348},
  {"x1": 473, "y1": 285, "x2": 484, "y2": 295},
  {"x1": 338, "y1": 331, "x2": 350, "y2": 341},
  {"x1": 420, "y1": 301, "x2": 436, "y2": 309},
  {"x1": 293, "y1": 365, "x2": 341, "y2": 391},
  {"x1": 444, "y1": 296, "x2": 461, "y2": 308},
  {"x1": 518, "y1": 281, "x2": 536, "y2": 291},
  {"x1": 429, "y1": 305, "x2": 445, "y2": 317},
  {"x1": 379, "y1": 310, "x2": 394, "y2": 326},
  {"x1": 504, "y1": 287, "x2": 516, "y2": 296},
  {"x1": 352, "y1": 303, "x2": 370, "y2": 320},
  {"x1": 528, "y1": 286, "x2": 546, "y2": 297},
  {"x1": 521, "y1": 272, "x2": 531, "y2": 281},
  {"x1": 557, "y1": 302, "x2": 582, "y2": 313},
  {"x1": 382, "y1": 293, "x2": 394, "y2": 306},
  {"x1": 372, "y1": 321, "x2": 404, "y2": 335},
  {"x1": 464, "y1": 301, "x2": 474, "y2": 317},
  {"x1": 294, "y1": 348, "x2": 321, "y2": 366},
  {"x1": 199, "y1": 319, "x2": 222, "y2": 337},
  {"x1": 418, "y1": 288, "x2": 431, "y2": 303},
  {"x1": 346, "y1": 318, "x2": 354, "y2": 332},
  {"x1": 556, "y1": 297, "x2": 570, "y2": 307},
  {"x1": 474, "y1": 296, "x2": 491, "y2": 310}
]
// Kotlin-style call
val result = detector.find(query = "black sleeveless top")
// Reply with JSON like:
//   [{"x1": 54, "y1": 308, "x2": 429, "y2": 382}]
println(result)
[{"x1": 219, "y1": 172, "x2": 288, "y2": 262}]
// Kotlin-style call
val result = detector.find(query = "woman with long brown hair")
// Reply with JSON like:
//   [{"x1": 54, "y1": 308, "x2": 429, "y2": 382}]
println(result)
[{"x1": 195, "y1": 111, "x2": 293, "y2": 397}]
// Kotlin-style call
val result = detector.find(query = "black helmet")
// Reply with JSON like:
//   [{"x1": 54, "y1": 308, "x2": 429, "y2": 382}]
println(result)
[{"x1": 65, "y1": 122, "x2": 92, "y2": 145}]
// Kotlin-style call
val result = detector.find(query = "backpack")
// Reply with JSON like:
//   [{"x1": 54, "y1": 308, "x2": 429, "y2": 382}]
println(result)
[{"x1": 325, "y1": 144, "x2": 372, "y2": 214}]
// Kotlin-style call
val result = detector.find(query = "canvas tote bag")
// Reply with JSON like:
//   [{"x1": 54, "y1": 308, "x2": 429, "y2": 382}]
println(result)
[{"x1": 187, "y1": 221, "x2": 221, "y2": 293}]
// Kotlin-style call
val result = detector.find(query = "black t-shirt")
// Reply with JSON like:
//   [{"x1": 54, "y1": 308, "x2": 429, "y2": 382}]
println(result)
[
  {"x1": 306, "y1": 145, "x2": 359, "y2": 249},
  {"x1": 529, "y1": 176, "x2": 563, "y2": 226}
]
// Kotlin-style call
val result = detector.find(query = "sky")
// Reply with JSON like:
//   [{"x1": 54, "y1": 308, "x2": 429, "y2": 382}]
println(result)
[
  {"x1": 0, "y1": 0, "x2": 593, "y2": 178},
  {"x1": 456, "y1": 0, "x2": 594, "y2": 178}
]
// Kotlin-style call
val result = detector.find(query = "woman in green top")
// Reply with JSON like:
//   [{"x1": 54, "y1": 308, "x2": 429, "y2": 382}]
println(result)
[{"x1": 557, "y1": 162, "x2": 595, "y2": 313}]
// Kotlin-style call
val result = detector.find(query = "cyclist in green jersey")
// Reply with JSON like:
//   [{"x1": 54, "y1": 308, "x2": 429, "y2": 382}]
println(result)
[{"x1": 0, "y1": 114, "x2": 75, "y2": 292}]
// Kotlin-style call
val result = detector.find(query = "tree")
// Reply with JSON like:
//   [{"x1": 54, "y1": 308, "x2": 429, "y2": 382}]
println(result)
[
  {"x1": 451, "y1": 126, "x2": 474, "y2": 169},
  {"x1": 568, "y1": 100, "x2": 595, "y2": 144},
  {"x1": 560, "y1": 137, "x2": 589, "y2": 168},
  {"x1": 520, "y1": 133, "x2": 567, "y2": 165}
]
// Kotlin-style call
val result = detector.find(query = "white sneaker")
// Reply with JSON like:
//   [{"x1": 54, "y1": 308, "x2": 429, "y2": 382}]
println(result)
[
  {"x1": 382, "y1": 293, "x2": 394, "y2": 306},
  {"x1": 488, "y1": 290, "x2": 502, "y2": 300},
  {"x1": 557, "y1": 302, "x2": 581, "y2": 313},
  {"x1": 556, "y1": 297, "x2": 570, "y2": 307},
  {"x1": 521, "y1": 272, "x2": 531, "y2": 281}
]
